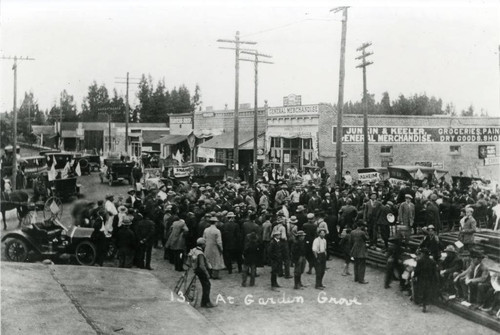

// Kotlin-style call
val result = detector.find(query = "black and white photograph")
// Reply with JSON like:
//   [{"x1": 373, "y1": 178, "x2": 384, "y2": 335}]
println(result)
[{"x1": 1, "y1": 0, "x2": 500, "y2": 334}]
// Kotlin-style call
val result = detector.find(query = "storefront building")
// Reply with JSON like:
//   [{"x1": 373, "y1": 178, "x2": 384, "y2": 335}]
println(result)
[
  {"x1": 266, "y1": 103, "x2": 331, "y2": 172},
  {"x1": 318, "y1": 110, "x2": 500, "y2": 181}
]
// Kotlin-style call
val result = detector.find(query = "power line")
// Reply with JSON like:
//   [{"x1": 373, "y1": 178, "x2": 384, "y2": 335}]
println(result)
[
  {"x1": 239, "y1": 50, "x2": 273, "y2": 183},
  {"x1": 356, "y1": 42, "x2": 374, "y2": 168},
  {"x1": 217, "y1": 31, "x2": 257, "y2": 173},
  {"x1": 115, "y1": 74, "x2": 140, "y2": 154}
]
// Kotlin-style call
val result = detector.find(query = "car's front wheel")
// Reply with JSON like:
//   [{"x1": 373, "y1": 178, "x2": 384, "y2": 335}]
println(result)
[
  {"x1": 5, "y1": 238, "x2": 30, "y2": 262},
  {"x1": 75, "y1": 240, "x2": 97, "y2": 266}
]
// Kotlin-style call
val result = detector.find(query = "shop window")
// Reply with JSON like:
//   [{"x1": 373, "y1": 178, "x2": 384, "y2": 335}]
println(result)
[
  {"x1": 283, "y1": 138, "x2": 291, "y2": 148},
  {"x1": 291, "y1": 150, "x2": 300, "y2": 164},
  {"x1": 291, "y1": 138, "x2": 300, "y2": 148},
  {"x1": 381, "y1": 146, "x2": 393, "y2": 154},
  {"x1": 271, "y1": 137, "x2": 281, "y2": 148},
  {"x1": 450, "y1": 146, "x2": 461, "y2": 155},
  {"x1": 303, "y1": 138, "x2": 312, "y2": 150}
]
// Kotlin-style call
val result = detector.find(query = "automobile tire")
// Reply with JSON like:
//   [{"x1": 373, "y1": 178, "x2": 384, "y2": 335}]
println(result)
[
  {"x1": 5, "y1": 238, "x2": 30, "y2": 262},
  {"x1": 75, "y1": 240, "x2": 97, "y2": 266}
]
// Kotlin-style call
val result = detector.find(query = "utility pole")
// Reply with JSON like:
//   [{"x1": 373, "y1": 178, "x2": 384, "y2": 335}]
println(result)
[
  {"x1": 356, "y1": 42, "x2": 374, "y2": 168},
  {"x1": 98, "y1": 106, "x2": 122, "y2": 153},
  {"x1": 1, "y1": 56, "x2": 35, "y2": 190},
  {"x1": 240, "y1": 50, "x2": 273, "y2": 184},
  {"x1": 331, "y1": 7, "x2": 349, "y2": 186},
  {"x1": 115, "y1": 74, "x2": 140, "y2": 154},
  {"x1": 217, "y1": 32, "x2": 257, "y2": 175}
]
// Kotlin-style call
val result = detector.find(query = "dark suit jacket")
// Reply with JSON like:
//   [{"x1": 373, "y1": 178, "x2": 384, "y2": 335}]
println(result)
[{"x1": 350, "y1": 228, "x2": 369, "y2": 258}]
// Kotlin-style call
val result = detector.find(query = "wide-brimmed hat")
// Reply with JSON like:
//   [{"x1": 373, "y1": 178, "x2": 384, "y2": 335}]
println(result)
[
  {"x1": 430, "y1": 194, "x2": 438, "y2": 201},
  {"x1": 296, "y1": 230, "x2": 306, "y2": 236},
  {"x1": 121, "y1": 217, "x2": 132, "y2": 226},
  {"x1": 127, "y1": 188, "x2": 135, "y2": 194},
  {"x1": 105, "y1": 193, "x2": 114, "y2": 199},
  {"x1": 118, "y1": 205, "x2": 128, "y2": 213},
  {"x1": 427, "y1": 225, "x2": 435, "y2": 230},
  {"x1": 297, "y1": 205, "x2": 305, "y2": 212},
  {"x1": 167, "y1": 191, "x2": 176, "y2": 196},
  {"x1": 196, "y1": 238, "x2": 206, "y2": 245},
  {"x1": 209, "y1": 217, "x2": 219, "y2": 222},
  {"x1": 405, "y1": 194, "x2": 413, "y2": 199},
  {"x1": 192, "y1": 183, "x2": 199, "y2": 187},
  {"x1": 307, "y1": 213, "x2": 314, "y2": 219},
  {"x1": 289, "y1": 216, "x2": 298, "y2": 223},
  {"x1": 226, "y1": 212, "x2": 236, "y2": 218},
  {"x1": 444, "y1": 245, "x2": 456, "y2": 253}
]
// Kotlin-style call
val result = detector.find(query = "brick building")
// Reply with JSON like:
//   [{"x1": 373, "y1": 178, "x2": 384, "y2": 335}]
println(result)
[{"x1": 318, "y1": 109, "x2": 500, "y2": 181}]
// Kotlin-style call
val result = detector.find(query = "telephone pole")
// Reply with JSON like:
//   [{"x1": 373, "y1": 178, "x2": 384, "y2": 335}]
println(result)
[
  {"x1": 240, "y1": 50, "x2": 273, "y2": 184},
  {"x1": 217, "y1": 32, "x2": 257, "y2": 174},
  {"x1": 1, "y1": 56, "x2": 35, "y2": 190},
  {"x1": 115, "y1": 74, "x2": 140, "y2": 154},
  {"x1": 98, "y1": 106, "x2": 122, "y2": 152},
  {"x1": 356, "y1": 42, "x2": 373, "y2": 168},
  {"x1": 331, "y1": 7, "x2": 349, "y2": 186}
]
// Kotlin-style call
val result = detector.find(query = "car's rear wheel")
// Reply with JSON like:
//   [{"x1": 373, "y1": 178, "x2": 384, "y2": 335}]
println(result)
[
  {"x1": 5, "y1": 238, "x2": 30, "y2": 262},
  {"x1": 75, "y1": 240, "x2": 97, "y2": 266}
]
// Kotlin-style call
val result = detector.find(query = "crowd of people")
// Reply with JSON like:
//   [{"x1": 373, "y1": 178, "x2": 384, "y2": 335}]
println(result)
[{"x1": 71, "y1": 167, "x2": 500, "y2": 314}]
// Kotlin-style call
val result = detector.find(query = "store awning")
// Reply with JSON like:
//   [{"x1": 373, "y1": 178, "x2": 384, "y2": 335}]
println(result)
[
  {"x1": 142, "y1": 130, "x2": 169, "y2": 143},
  {"x1": 199, "y1": 131, "x2": 264, "y2": 150},
  {"x1": 194, "y1": 128, "x2": 224, "y2": 139},
  {"x1": 152, "y1": 134, "x2": 188, "y2": 145}
]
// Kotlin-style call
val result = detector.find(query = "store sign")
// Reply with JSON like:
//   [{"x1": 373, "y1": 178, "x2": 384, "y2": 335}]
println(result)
[
  {"x1": 197, "y1": 147, "x2": 215, "y2": 159},
  {"x1": 333, "y1": 126, "x2": 500, "y2": 143},
  {"x1": 267, "y1": 105, "x2": 319, "y2": 117},
  {"x1": 173, "y1": 166, "x2": 191, "y2": 178},
  {"x1": 415, "y1": 161, "x2": 432, "y2": 167},
  {"x1": 202, "y1": 112, "x2": 215, "y2": 118},
  {"x1": 478, "y1": 145, "x2": 496, "y2": 158},
  {"x1": 484, "y1": 156, "x2": 500, "y2": 166},
  {"x1": 283, "y1": 94, "x2": 302, "y2": 107},
  {"x1": 358, "y1": 172, "x2": 379, "y2": 182},
  {"x1": 170, "y1": 117, "x2": 192, "y2": 124}
]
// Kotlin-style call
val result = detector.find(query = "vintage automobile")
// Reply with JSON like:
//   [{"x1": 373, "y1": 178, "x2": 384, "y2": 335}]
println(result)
[
  {"x1": 100, "y1": 162, "x2": 134, "y2": 186},
  {"x1": 19, "y1": 155, "x2": 47, "y2": 187},
  {"x1": 387, "y1": 165, "x2": 449, "y2": 186},
  {"x1": 1, "y1": 218, "x2": 97, "y2": 266},
  {"x1": 51, "y1": 177, "x2": 81, "y2": 199},
  {"x1": 142, "y1": 150, "x2": 161, "y2": 168},
  {"x1": 81, "y1": 149, "x2": 101, "y2": 172},
  {"x1": 357, "y1": 167, "x2": 389, "y2": 184},
  {"x1": 188, "y1": 162, "x2": 227, "y2": 185}
]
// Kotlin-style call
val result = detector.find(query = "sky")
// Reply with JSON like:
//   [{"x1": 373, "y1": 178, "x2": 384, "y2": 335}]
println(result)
[{"x1": 1, "y1": 0, "x2": 499, "y2": 116}]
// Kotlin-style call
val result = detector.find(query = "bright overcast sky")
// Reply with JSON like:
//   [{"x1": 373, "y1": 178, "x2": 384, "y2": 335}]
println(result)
[{"x1": 1, "y1": 0, "x2": 499, "y2": 116}]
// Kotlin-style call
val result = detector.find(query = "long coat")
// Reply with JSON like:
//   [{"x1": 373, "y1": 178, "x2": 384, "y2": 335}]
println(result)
[
  {"x1": 221, "y1": 220, "x2": 240, "y2": 251},
  {"x1": 165, "y1": 219, "x2": 189, "y2": 251},
  {"x1": 350, "y1": 228, "x2": 369, "y2": 258},
  {"x1": 460, "y1": 216, "x2": 477, "y2": 244},
  {"x1": 203, "y1": 225, "x2": 225, "y2": 270}
]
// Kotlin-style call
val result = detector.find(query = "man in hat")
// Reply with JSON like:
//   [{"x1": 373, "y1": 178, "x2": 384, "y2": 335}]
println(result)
[
  {"x1": 135, "y1": 211, "x2": 156, "y2": 270},
  {"x1": 303, "y1": 213, "x2": 317, "y2": 274},
  {"x1": 259, "y1": 189, "x2": 270, "y2": 211},
  {"x1": 221, "y1": 212, "x2": 242, "y2": 274},
  {"x1": 351, "y1": 222, "x2": 369, "y2": 284},
  {"x1": 426, "y1": 194, "x2": 442, "y2": 234},
  {"x1": 339, "y1": 198, "x2": 357, "y2": 235},
  {"x1": 189, "y1": 238, "x2": 216, "y2": 308},
  {"x1": 460, "y1": 207, "x2": 477, "y2": 250},
  {"x1": 414, "y1": 248, "x2": 438, "y2": 313},
  {"x1": 261, "y1": 214, "x2": 273, "y2": 265},
  {"x1": 203, "y1": 217, "x2": 225, "y2": 279},
  {"x1": 295, "y1": 205, "x2": 308, "y2": 231},
  {"x1": 242, "y1": 232, "x2": 260, "y2": 287},
  {"x1": 420, "y1": 225, "x2": 441, "y2": 261},
  {"x1": 272, "y1": 217, "x2": 292, "y2": 278},
  {"x1": 115, "y1": 217, "x2": 137, "y2": 268},
  {"x1": 364, "y1": 192, "x2": 382, "y2": 247},
  {"x1": 398, "y1": 194, "x2": 415, "y2": 238},
  {"x1": 290, "y1": 185, "x2": 302, "y2": 213},
  {"x1": 312, "y1": 229, "x2": 328, "y2": 289},
  {"x1": 376, "y1": 201, "x2": 393, "y2": 250},
  {"x1": 125, "y1": 188, "x2": 139, "y2": 208},
  {"x1": 292, "y1": 230, "x2": 308, "y2": 289},
  {"x1": 269, "y1": 230, "x2": 283, "y2": 290},
  {"x1": 165, "y1": 217, "x2": 189, "y2": 271},
  {"x1": 439, "y1": 245, "x2": 463, "y2": 294},
  {"x1": 454, "y1": 249, "x2": 490, "y2": 305},
  {"x1": 275, "y1": 183, "x2": 289, "y2": 208},
  {"x1": 104, "y1": 193, "x2": 118, "y2": 237}
]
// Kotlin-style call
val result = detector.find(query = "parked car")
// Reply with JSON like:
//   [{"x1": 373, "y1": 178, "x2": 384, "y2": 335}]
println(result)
[
  {"x1": 188, "y1": 162, "x2": 227, "y2": 186},
  {"x1": 18, "y1": 155, "x2": 47, "y2": 187},
  {"x1": 100, "y1": 162, "x2": 134, "y2": 186},
  {"x1": 1, "y1": 218, "x2": 97, "y2": 266},
  {"x1": 81, "y1": 149, "x2": 101, "y2": 173}
]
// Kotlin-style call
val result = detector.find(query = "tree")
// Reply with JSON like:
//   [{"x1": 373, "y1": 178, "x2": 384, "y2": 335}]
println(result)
[
  {"x1": 136, "y1": 75, "x2": 154, "y2": 122},
  {"x1": 110, "y1": 89, "x2": 127, "y2": 122},
  {"x1": 81, "y1": 82, "x2": 111, "y2": 121},
  {"x1": 60, "y1": 90, "x2": 78, "y2": 121},
  {"x1": 379, "y1": 92, "x2": 392, "y2": 115},
  {"x1": 18, "y1": 92, "x2": 41, "y2": 143},
  {"x1": 461, "y1": 105, "x2": 475, "y2": 116},
  {"x1": 0, "y1": 113, "x2": 13, "y2": 147},
  {"x1": 192, "y1": 83, "x2": 202, "y2": 112}
]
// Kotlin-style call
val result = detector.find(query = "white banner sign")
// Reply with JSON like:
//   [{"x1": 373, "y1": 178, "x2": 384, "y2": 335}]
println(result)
[
  {"x1": 197, "y1": 147, "x2": 215, "y2": 159},
  {"x1": 484, "y1": 156, "x2": 500, "y2": 166},
  {"x1": 173, "y1": 166, "x2": 191, "y2": 178},
  {"x1": 358, "y1": 172, "x2": 379, "y2": 182}
]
